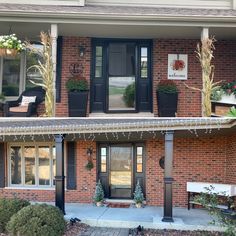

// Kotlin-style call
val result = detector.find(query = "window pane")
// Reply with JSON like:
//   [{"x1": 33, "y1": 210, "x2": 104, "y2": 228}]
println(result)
[
  {"x1": 95, "y1": 46, "x2": 103, "y2": 78},
  {"x1": 2, "y1": 56, "x2": 20, "y2": 96},
  {"x1": 10, "y1": 146, "x2": 22, "y2": 185},
  {"x1": 109, "y1": 43, "x2": 135, "y2": 76},
  {"x1": 38, "y1": 146, "x2": 50, "y2": 186},
  {"x1": 101, "y1": 147, "x2": 106, "y2": 173},
  {"x1": 141, "y1": 47, "x2": 148, "y2": 78},
  {"x1": 26, "y1": 44, "x2": 43, "y2": 90},
  {"x1": 24, "y1": 146, "x2": 36, "y2": 185},
  {"x1": 137, "y1": 147, "x2": 143, "y2": 173}
]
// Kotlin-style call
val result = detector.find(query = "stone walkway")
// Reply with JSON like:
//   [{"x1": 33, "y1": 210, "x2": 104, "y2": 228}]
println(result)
[{"x1": 79, "y1": 227, "x2": 129, "y2": 236}]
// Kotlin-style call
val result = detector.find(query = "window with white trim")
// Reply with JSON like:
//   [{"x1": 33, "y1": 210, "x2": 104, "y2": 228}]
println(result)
[
  {"x1": 9, "y1": 144, "x2": 55, "y2": 188},
  {"x1": 0, "y1": 44, "x2": 43, "y2": 99}
]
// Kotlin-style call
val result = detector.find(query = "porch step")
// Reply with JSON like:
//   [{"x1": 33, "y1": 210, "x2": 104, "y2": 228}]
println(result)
[{"x1": 89, "y1": 112, "x2": 154, "y2": 117}]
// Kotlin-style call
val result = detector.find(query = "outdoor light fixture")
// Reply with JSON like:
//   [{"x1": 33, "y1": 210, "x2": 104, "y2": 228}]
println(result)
[
  {"x1": 78, "y1": 45, "x2": 85, "y2": 57},
  {"x1": 87, "y1": 147, "x2": 93, "y2": 157}
]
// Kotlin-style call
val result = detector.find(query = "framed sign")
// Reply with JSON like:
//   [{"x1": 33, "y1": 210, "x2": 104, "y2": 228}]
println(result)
[{"x1": 168, "y1": 54, "x2": 188, "y2": 80}]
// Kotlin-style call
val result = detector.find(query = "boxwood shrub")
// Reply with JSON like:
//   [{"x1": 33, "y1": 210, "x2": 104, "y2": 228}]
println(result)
[
  {"x1": 6, "y1": 204, "x2": 66, "y2": 236},
  {"x1": 0, "y1": 198, "x2": 30, "y2": 233}
]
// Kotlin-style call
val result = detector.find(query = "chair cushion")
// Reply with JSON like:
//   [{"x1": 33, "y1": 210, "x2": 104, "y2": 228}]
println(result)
[
  {"x1": 9, "y1": 106, "x2": 28, "y2": 113},
  {"x1": 21, "y1": 96, "x2": 36, "y2": 106}
]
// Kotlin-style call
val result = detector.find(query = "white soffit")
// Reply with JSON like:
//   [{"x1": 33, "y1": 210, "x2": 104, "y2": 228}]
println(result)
[{"x1": 0, "y1": 0, "x2": 85, "y2": 6}]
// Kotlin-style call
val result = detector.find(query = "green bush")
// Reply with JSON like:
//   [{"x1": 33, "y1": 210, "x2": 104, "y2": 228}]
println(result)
[
  {"x1": 123, "y1": 82, "x2": 135, "y2": 107},
  {"x1": 157, "y1": 80, "x2": 178, "y2": 94},
  {"x1": 0, "y1": 198, "x2": 30, "y2": 233},
  {"x1": 6, "y1": 204, "x2": 66, "y2": 236},
  {"x1": 66, "y1": 77, "x2": 88, "y2": 92}
]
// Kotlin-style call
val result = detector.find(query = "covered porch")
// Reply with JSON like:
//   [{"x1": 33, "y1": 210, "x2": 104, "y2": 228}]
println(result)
[
  {"x1": 1, "y1": 4, "x2": 236, "y2": 117},
  {"x1": 0, "y1": 118, "x2": 235, "y2": 224}
]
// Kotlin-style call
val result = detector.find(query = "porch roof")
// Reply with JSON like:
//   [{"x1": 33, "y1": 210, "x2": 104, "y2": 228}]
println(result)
[
  {"x1": 0, "y1": 118, "x2": 235, "y2": 137},
  {"x1": 1, "y1": 4, "x2": 236, "y2": 19}
]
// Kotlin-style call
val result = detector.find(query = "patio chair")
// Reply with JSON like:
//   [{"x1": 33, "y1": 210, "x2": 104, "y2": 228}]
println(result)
[{"x1": 4, "y1": 86, "x2": 45, "y2": 117}]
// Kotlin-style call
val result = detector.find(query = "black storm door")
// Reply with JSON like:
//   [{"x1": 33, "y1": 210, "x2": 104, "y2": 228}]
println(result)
[{"x1": 91, "y1": 39, "x2": 152, "y2": 113}]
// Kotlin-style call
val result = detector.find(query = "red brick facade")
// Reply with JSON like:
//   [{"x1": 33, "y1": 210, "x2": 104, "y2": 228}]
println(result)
[
  {"x1": 1, "y1": 135, "x2": 235, "y2": 207},
  {"x1": 55, "y1": 37, "x2": 236, "y2": 117},
  {"x1": 56, "y1": 37, "x2": 91, "y2": 117},
  {"x1": 226, "y1": 133, "x2": 236, "y2": 184}
]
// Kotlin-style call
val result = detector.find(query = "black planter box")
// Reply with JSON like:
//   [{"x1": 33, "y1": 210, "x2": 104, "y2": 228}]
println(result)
[
  {"x1": 68, "y1": 91, "x2": 88, "y2": 117},
  {"x1": 157, "y1": 91, "x2": 178, "y2": 117}
]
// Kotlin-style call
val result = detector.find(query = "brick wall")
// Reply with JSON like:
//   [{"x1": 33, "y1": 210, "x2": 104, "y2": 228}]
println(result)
[
  {"x1": 1, "y1": 136, "x2": 234, "y2": 206},
  {"x1": 146, "y1": 135, "x2": 228, "y2": 207},
  {"x1": 56, "y1": 37, "x2": 91, "y2": 117},
  {"x1": 226, "y1": 133, "x2": 236, "y2": 184},
  {"x1": 152, "y1": 39, "x2": 236, "y2": 117}
]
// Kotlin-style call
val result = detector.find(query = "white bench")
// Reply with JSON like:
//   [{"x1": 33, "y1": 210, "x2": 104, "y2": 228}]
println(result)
[{"x1": 187, "y1": 182, "x2": 236, "y2": 210}]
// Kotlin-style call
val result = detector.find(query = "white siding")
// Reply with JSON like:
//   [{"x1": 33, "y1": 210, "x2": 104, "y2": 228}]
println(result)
[
  {"x1": 0, "y1": 0, "x2": 84, "y2": 6},
  {"x1": 86, "y1": 0, "x2": 233, "y2": 9}
]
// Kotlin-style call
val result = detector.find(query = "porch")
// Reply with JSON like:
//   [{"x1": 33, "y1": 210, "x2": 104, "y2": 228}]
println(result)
[
  {"x1": 63, "y1": 203, "x2": 221, "y2": 232},
  {"x1": 1, "y1": 4, "x2": 236, "y2": 117}
]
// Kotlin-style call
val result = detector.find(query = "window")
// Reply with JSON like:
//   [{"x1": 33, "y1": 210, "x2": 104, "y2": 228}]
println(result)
[
  {"x1": 0, "y1": 43, "x2": 43, "y2": 98},
  {"x1": 100, "y1": 147, "x2": 107, "y2": 173},
  {"x1": 9, "y1": 144, "x2": 55, "y2": 188},
  {"x1": 140, "y1": 47, "x2": 148, "y2": 79},
  {"x1": 136, "y1": 146, "x2": 143, "y2": 173},
  {"x1": 95, "y1": 46, "x2": 103, "y2": 78}
]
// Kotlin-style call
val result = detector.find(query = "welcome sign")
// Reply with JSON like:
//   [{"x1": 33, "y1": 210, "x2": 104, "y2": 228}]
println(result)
[{"x1": 168, "y1": 54, "x2": 188, "y2": 80}]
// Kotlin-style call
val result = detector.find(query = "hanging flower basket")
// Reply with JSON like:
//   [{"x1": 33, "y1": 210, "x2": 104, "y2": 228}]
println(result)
[{"x1": 0, "y1": 34, "x2": 25, "y2": 57}]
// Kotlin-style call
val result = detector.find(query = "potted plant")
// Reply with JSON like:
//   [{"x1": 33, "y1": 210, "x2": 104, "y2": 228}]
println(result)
[
  {"x1": 93, "y1": 180, "x2": 104, "y2": 207},
  {"x1": 0, "y1": 34, "x2": 25, "y2": 57},
  {"x1": 133, "y1": 181, "x2": 144, "y2": 208},
  {"x1": 65, "y1": 76, "x2": 89, "y2": 117},
  {"x1": 156, "y1": 80, "x2": 178, "y2": 117}
]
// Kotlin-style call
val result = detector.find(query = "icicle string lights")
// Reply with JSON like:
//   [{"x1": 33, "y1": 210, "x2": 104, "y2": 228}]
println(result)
[{"x1": 0, "y1": 118, "x2": 233, "y2": 142}]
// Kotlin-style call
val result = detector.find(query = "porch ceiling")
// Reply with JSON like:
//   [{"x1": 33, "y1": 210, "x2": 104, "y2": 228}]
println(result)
[
  {"x1": 1, "y1": 21, "x2": 236, "y2": 40},
  {"x1": 0, "y1": 118, "x2": 235, "y2": 142}
]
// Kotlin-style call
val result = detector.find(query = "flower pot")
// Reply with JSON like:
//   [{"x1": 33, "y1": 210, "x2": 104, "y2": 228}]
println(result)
[
  {"x1": 157, "y1": 91, "x2": 178, "y2": 117},
  {"x1": 6, "y1": 49, "x2": 18, "y2": 57},
  {"x1": 0, "y1": 48, "x2": 6, "y2": 57},
  {"x1": 135, "y1": 203, "x2": 142, "y2": 208},
  {"x1": 68, "y1": 91, "x2": 88, "y2": 117},
  {"x1": 96, "y1": 201, "x2": 103, "y2": 207}
]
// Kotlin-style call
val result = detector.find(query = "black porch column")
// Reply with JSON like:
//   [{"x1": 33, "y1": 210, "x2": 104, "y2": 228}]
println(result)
[
  {"x1": 54, "y1": 134, "x2": 65, "y2": 214},
  {"x1": 162, "y1": 131, "x2": 174, "y2": 222}
]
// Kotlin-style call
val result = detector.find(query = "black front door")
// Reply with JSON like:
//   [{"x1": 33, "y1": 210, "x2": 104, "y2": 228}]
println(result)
[
  {"x1": 91, "y1": 39, "x2": 152, "y2": 113},
  {"x1": 98, "y1": 144, "x2": 145, "y2": 199}
]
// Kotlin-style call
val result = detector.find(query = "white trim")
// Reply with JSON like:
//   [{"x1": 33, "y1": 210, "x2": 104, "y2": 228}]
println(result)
[
  {"x1": 0, "y1": 0, "x2": 84, "y2": 6},
  {"x1": 201, "y1": 27, "x2": 209, "y2": 40}
]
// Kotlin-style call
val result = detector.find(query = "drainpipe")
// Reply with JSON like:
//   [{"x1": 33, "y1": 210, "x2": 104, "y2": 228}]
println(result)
[
  {"x1": 162, "y1": 131, "x2": 174, "y2": 222},
  {"x1": 54, "y1": 134, "x2": 65, "y2": 214},
  {"x1": 51, "y1": 24, "x2": 58, "y2": 117}
]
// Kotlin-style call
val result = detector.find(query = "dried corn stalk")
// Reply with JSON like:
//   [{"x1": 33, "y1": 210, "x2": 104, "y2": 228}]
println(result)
[
  {"x1": 186, "y1": 37, "x2": 221, "y2": 117},
  {"x1": 27, "y1": 32, "x2": 54, "y2": 117}
]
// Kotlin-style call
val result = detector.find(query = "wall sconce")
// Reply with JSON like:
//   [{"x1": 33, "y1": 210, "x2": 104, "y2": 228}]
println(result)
[
  {"x1": 87, "y1": 147, "x2": 93, "y2": 157},
  {"x1": 78, "y1": 46, "x2": 85, "y2": 57}
]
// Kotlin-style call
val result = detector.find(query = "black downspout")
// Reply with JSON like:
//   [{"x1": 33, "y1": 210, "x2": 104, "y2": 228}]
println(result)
[
  {"x1": 54, "y1": 134, "x2": 65, "y2": 214},
  {"x1": 162, "y1": 131, "x2": 174, "y2": 222}
]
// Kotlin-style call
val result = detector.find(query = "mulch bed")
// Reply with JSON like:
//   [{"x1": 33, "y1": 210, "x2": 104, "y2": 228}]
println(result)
[{"x1": 63, "y1": 222, "x2": 89, "y2": 236}]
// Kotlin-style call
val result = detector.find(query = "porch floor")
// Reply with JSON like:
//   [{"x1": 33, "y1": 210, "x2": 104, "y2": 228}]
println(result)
[
  {"x1": 89, "y1": 112, "x2": 154, "y2": 117},
  {"x1": 62, "y1": 203, "x2": 223, "y2": 232}
]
